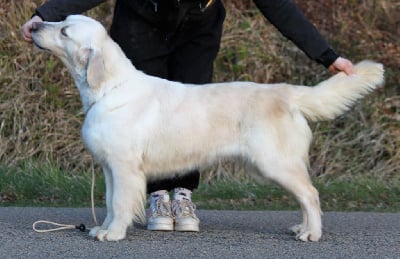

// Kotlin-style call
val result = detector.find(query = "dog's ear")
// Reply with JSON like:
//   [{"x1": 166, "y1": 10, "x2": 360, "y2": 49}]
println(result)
[
  {"x1": 86, "y1": 48, "x2": 106, "y2": 88},
  {"x1": 77, "y1": 47, "x2": 105, "y2": 88}
]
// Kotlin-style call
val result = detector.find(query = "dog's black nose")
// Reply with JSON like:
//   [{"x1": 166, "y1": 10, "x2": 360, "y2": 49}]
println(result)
[{"x1": 31, "y1": 22, "x2": 43, "y2": 32}]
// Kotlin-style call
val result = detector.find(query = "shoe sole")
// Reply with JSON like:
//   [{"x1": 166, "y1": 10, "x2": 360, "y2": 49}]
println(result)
[
  {"x1": 147, "y1": 223, "x2": 174, "y2": 231},
  {"x1": 174, "y1": 224, "x2": 199, "y2": 232}
]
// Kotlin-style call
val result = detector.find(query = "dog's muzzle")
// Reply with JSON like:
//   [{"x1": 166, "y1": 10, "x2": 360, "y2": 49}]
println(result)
[{"x1": 31, "y1": 22, "x2": 51, "y2": 51}]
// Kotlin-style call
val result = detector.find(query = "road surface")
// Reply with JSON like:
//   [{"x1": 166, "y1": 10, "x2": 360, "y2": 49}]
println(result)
[{"x1": 0, "y1": 207, "x2": 399, "y2": 258}]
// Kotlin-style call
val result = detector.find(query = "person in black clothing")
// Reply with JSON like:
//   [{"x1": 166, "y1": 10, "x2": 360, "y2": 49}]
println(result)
[{"x1": 22, "y1": 0, "x2": 353, "y2": 232}]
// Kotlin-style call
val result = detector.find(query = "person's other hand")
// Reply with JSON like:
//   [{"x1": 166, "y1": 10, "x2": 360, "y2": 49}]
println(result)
[
  {"x1": 329, "y1": 57, "x2": 354, "y2": 75},
  {"x1": 21, "y1": 15, "x2": 43, "y2": 43}
]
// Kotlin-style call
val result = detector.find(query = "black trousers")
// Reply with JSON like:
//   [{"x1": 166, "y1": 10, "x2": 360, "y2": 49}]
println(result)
[{"x1": 109, "y1": 0, "x2": 226, "y2": 193}]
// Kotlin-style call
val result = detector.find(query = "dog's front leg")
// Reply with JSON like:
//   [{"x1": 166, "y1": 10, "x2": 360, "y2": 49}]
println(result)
[
  {"x1": 95, "y1": 163, "x2": 146, "y2": 241},
  {"x1": 89, "y1": 165, "x2": 113, "y2": 238}
]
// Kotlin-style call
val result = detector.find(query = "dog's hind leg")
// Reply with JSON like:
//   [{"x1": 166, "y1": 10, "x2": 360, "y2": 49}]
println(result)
[
  {"x1": 256, "y1": 158, "x2": 322, "y2": 241},
  {"x1": 289, "y1": 204, "x2": 308, "y2": 236},
  {"x1": 89, "y1": 164, "x2": 113, "y2": 238},
  {"x1": 95, "y1": 162, "x2": 146, "y2": 241}
]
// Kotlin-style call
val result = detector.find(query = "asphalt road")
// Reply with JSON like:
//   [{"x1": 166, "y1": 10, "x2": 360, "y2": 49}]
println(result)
[{"x1": 0, "y1": 207, "x2": 399, "y2": 258}]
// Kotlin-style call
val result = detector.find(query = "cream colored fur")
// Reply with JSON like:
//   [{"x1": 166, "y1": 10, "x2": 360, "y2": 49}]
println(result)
[{"x1": 31, "y1": 15, "x2": 384, "y2": 242}]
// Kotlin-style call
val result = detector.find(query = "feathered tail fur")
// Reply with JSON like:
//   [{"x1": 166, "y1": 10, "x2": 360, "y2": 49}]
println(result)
[{"x1": 293, "y1": 60, "x2": 384, "y2": 122}]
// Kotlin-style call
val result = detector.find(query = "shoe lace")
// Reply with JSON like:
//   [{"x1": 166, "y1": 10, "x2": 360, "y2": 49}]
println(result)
[
  {"x1": 172, "y1": 199, "x2": 197, "y2": 217},
  {"x1": 150, "y1": 198, "x2": 172, "y2": 217}
]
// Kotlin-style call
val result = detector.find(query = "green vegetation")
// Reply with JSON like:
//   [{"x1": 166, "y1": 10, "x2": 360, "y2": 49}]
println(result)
[
  {"x1": 1, "y1": 163, "x2": 398, "y2": 211},
  {"x1": 0, "y1": 162, "x2": 105, "y2": 207},
  {"x1": 194, "y1": 177, "x2": 400, "y2": 212},
  {"x1": 0, "y1": 1, "x2": 399, "y2": 209}
]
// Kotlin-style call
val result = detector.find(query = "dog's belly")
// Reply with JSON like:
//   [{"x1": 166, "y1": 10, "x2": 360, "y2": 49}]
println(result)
[{"x1": 140, "y1": 140, "x2": 242, "y2": 177}]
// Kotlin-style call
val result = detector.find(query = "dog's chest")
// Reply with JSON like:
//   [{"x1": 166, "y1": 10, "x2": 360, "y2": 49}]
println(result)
[{"x1": 81, "y1": 111, "x2": 115, "y2": 161}]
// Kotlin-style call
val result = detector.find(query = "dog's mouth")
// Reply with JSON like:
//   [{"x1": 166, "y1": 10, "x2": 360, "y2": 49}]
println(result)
[
  {"x1": 33, "y1": 41, "x2": 51, "y2": 52},
  {"x1": 32, "y1": 35, "x2": 51, "y2": 52}
]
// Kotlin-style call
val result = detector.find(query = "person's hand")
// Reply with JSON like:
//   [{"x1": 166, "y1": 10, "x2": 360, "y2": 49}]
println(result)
[
  {"x1": 21, "y1": 15, "x2": 43, "y2": 43},
  {"x1": 329, "y1": 57, "x2": 354, "y2": 75}
]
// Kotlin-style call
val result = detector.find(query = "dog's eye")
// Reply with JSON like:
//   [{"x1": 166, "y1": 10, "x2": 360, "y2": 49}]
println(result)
[{"x1": 60, "y1": 26, "x2": 68, "y2": 37}]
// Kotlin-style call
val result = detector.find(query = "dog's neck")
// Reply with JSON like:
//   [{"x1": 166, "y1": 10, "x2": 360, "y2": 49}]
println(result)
[
  {"x1": 76, "y1": 76, "x2": 129, "y2": 114},
  {"x1": 66, "y1": 44, "x2": 133, "y2": 113},
  {"x1": 65, "y1": 36, "x2": 148, "y2": 114},
  {"x1": 59, "y1": 60, "x2": 96, "y2": 113},
  {"x1": 75, "y1": 76, "x2": 99, "y2": 113}
]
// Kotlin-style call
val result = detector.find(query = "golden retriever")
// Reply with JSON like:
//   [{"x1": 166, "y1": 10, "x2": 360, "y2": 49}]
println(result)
[{"x1": 31, "y1": 15, "x2": 384, "y2": 242}]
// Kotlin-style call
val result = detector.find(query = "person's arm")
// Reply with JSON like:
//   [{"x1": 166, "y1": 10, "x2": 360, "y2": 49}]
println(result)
[
  {"x1": 253, "y1": 0, "x2": 353, "y2": 74},
  {"x1": 34, "y1": 0, "x2": 107, "y2": 21}
]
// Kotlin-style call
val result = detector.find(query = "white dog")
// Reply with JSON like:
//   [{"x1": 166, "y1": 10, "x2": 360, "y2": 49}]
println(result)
[{"x1": 31, "y1": 15, "x2": 384, "y2": 242}]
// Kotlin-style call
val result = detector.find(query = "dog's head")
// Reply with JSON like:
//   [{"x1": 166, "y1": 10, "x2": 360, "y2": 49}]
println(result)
[{"x1": 31, "y1": 15, "x2": 109, "y2": 88}]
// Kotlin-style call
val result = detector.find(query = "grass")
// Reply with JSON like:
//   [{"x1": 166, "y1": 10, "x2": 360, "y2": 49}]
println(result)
[
  {"x1": 0, "y1": 162, "x2": 106, "y2": 207},
  {"x1": 195, "y1": 177, "x2": 400, "y2": 212},
  {"x1": 1, "y1": 163, "x2": 398, "y2": 212}
]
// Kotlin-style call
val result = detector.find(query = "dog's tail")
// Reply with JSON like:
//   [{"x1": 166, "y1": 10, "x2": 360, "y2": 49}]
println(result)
[{"x1": 292, "y1": 60, "x2": 384, "y2": 122}]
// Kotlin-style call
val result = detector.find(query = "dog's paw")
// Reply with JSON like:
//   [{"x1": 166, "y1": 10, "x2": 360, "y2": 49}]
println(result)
[
  {"x1": 89, "y1": 226, "x2": 101, "y2": 237},
  {"x1": 289, "y1": 224, "x2": 305, "y2": 235},
  {"x1": 95, "y1": 229, "x2": 126, "y2": 242},
  {"x1": 295, "y1": 230, "x2": 322, "y2": 242}
]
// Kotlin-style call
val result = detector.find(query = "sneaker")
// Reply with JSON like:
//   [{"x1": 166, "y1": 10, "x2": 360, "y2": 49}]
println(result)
[
  {"x1": 172, "y1": 188, "x2": 200, "y2": 232},
  {"x1": 147, "y1": 190, "x2": 174, "y2": 231}
]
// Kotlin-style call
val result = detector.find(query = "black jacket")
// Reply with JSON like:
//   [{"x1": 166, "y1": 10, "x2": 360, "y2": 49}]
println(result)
[{"x1": 35, "y1": 0, "x2": 338, "y2": 67}]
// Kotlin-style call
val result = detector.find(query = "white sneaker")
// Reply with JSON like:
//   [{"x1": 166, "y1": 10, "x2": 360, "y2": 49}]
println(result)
[
  {"x1": 172, "y1": 188, "x2": 200, "y2": 232},
  {"x1": 147, "y1": 190, "x2": 174, "y2": 231}
]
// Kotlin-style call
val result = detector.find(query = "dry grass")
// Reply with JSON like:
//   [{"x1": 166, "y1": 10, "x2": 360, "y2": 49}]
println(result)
[{"x1": 0, "y1": 0, "x2": 399, "y2": 181}]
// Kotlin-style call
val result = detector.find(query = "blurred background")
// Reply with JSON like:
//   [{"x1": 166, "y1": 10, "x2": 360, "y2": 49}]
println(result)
[{"x1": 0, "y1": 0, "x2": 399, "y2": 187}]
